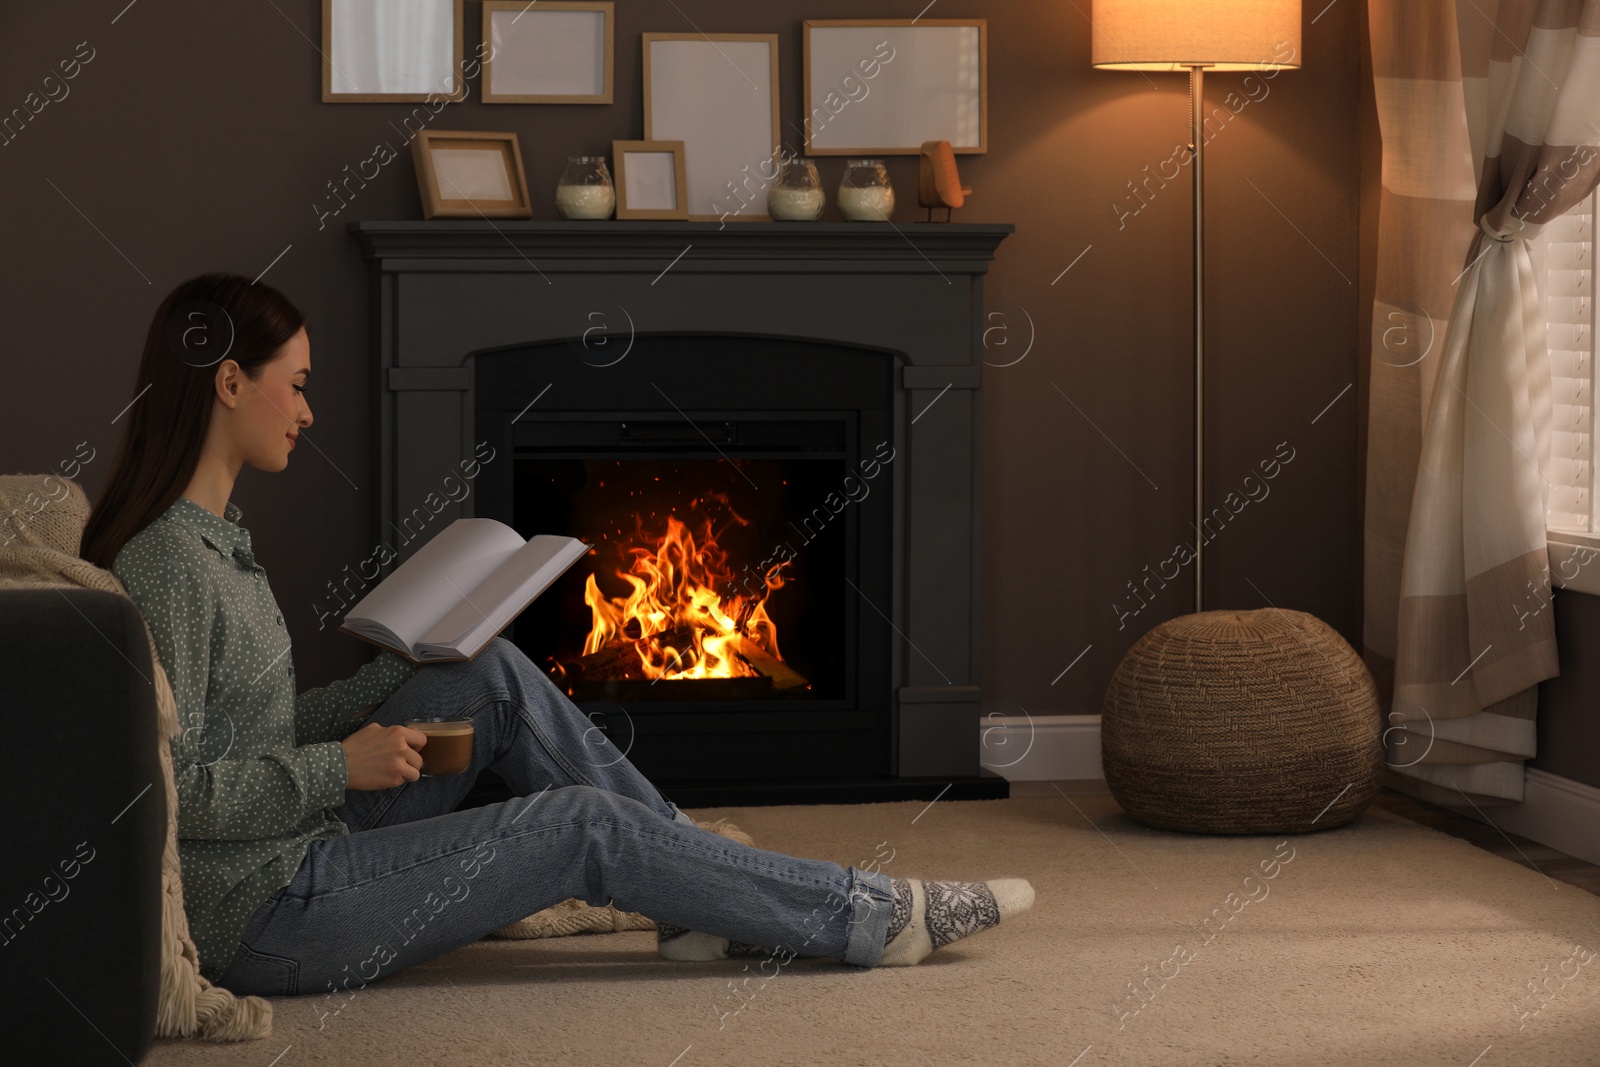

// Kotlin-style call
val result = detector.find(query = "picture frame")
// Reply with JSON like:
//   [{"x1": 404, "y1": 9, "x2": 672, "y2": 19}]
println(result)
[
  {"x1": 482, "y1": 1, "x2": 614, "y2": 104},
  {"x1": 612, "y1": 140, "x2": 689, "y2": 220},
  {"x1": 643, "y1": 33, "x2": 780, "y2": 222},
  {"x1": 410, "y1": 130, "x2": 532, "y2": 219},
  {"x1": 323, "y1": 0, "x2": 466, "y2": 103},
  {"x1": 802, "y1": 20, "x2": 987, "y2": 155}
]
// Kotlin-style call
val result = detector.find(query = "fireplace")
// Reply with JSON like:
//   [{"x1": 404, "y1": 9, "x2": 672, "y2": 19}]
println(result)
[
  {"x1": 354, "y1": 220, "x2": 1012, "y2": 804},
  {"x1": 472, "y1": 333, "x2": 894, "y2": 785}
]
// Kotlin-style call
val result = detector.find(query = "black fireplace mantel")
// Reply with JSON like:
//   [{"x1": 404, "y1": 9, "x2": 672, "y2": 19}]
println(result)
[
  {"x1": 352, "y1": 219, "x2": 1013, "y2": 793},
  {"x1": 352, "y1": 219, "x2": 1014, "y2": 268}
]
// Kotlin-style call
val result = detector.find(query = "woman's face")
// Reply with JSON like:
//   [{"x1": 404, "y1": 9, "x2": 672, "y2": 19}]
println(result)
[{"x1": 229, "y1": 326, "x2": 313, "y2": 473}]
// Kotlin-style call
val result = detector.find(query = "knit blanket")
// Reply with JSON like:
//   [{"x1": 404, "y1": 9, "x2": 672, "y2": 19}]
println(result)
[{"x1": 0, "y1": 473, "x2": 271, "y2": 1041}]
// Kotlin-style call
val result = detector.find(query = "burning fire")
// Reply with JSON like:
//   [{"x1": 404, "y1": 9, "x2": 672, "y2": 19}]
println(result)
[{"x1": 581, "y1": 507, "x2": 789, "y2": 680}]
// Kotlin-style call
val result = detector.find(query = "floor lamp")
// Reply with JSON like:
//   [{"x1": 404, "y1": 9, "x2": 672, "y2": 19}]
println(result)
[{"x1": 1091, "y1": 0, "x2": 1301, "y2": 613}]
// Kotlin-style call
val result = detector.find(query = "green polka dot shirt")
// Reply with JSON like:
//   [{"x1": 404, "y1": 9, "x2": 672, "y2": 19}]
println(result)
[{"x1": 114, "y1": 496, "x2": 418, "y2": 982}]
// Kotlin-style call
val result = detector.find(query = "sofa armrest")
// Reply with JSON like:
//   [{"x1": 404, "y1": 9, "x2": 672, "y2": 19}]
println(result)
[{"x1": 0, "y1": 588, "x2": 166, "y2": 1065}]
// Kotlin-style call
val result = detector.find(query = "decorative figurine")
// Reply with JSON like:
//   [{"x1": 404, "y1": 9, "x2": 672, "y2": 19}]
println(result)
[{"x1": 918, "y1": 140, "x2": 970, "y2": 222}]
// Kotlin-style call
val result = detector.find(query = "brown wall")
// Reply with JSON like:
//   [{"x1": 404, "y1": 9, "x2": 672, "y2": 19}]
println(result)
[
  {"x1": 1, "y1": 3, "x2": 1363, "y2": 727},
  {"x1": 1539, "y1": 593, "x2": 1600, "y2": 785}
]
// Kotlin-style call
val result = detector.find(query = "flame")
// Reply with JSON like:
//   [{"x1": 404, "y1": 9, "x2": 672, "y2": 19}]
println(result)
[{"x1": 581, "y1": 509, "x2": 788, "y2": 680}]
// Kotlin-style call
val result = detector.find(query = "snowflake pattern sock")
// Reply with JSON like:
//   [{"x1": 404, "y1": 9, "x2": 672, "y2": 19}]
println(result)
[
  {"x1": 656, "y1": 921, "x2": 772, "y2": 962},
  {"x1": 878, "y1": 877, "x2": 1035, "y2": 966},
  {"x1": 657, "y1": 876, "x2": 1034, "y2": 965}
]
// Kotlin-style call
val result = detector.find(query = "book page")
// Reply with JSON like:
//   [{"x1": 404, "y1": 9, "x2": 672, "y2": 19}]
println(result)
[
  {"x1": 416, "y1": 535, "x2": 590, "y2": 657},
  {"x1": 342, "y1": 519, "x2": 527, "y2": 653}
]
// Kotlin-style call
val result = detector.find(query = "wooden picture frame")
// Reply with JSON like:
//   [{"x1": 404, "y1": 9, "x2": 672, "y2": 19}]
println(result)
[
  {"x1": 802, "y1": 20, "x2": 987, "y2": 155},
  {"x1": 643, "y1": 33, "x2": 780, "y2": 222},
  {"x1": 410, "y1": 131, "x2": 532, "y2": 219},
  {"x1": 482, "y1": 1, "x2": 614, "y2": 104},
  {"x1": 612, "y1": 140, "x2": 689, "y2": 220},
  {"x1": 323, "y1": 0, "x2": 466, "y2": 103}
]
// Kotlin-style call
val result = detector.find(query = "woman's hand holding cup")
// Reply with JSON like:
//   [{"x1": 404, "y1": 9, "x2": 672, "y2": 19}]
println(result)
[{"x1": 340, "y1": 721, "x2": 426, "y2": 790}]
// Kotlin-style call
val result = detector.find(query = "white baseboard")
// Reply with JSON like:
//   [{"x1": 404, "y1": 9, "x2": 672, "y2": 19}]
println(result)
[
  {"x1": 1447, "y1": 767, "x2": 1600, "y2": 868},
  {"x1": 980, "y1": 714, "x2": 1103, "y2": 781}
]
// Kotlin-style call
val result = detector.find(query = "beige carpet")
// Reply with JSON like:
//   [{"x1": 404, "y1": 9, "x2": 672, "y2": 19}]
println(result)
[{"x1": 144, "y1": 795, "x2": 1600, "y2": 1066}]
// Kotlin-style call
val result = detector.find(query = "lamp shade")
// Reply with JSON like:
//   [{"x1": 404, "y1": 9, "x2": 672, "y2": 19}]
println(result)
[{"x1": 1090, "y1": 0, "x2": 1301, "y2": 71}]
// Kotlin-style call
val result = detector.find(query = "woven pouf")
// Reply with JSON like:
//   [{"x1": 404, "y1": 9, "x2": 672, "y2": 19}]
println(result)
[{"x1": 1101, "y1": 608, "x2": 1382, "y2": 834}]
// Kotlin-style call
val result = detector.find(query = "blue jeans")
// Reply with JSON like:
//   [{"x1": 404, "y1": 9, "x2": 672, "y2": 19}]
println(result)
[{"x1": 215, "y1": 638, "x2": 894, "y2": 997}]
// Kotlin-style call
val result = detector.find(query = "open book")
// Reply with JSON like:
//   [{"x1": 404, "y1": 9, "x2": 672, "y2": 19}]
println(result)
[{"x1": 339, "y1": 518, "x2": 589, "y2": 663}]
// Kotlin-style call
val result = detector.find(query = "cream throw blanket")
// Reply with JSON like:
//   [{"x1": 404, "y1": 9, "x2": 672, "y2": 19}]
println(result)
[
  {"x1": 0, "y1": 473, "x2": 272, "y2": 1041},
  {"x1": 0, "y1": 473, "x2": 754, "y2": 1038}
]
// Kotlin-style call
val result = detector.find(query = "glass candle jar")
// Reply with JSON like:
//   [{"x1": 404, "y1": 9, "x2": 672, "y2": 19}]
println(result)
[
  {"x1": 766, "y1": 157, "x2": 825, "y2": 221},
  {"x1": 555, "y1": 156, "x2": 615, "y2": 220},
  {"x1": 838, "y1": 159, "x2": 895, "y2": 222}
]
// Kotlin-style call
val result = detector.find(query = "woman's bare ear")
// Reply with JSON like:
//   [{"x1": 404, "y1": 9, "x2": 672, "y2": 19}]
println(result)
[{"x1": 213, "y1": 359, "x2": 242, "y2": 409}]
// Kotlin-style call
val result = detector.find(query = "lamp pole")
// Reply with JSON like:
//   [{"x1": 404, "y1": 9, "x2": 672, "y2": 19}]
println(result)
[
  {"x1": 1090, "y1": 1, "x2": 1301, "y2": 615},
  {"x1": 1189, "y1": 64, "x2": 1206, "y2": 615}
]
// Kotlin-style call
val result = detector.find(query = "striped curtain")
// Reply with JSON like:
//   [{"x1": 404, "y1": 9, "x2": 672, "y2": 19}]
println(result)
[{"x1": 1366, "y1": 0, "x2": 1600, "y2": 806}]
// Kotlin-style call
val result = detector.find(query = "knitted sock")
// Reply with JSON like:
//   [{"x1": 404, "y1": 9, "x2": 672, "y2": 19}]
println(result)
[
  {"x1": 656, "y1": 922, "x2": 771, "y2": 961},
  {"x1": 878, "y1": 877, "x2": 1034, "y2": 966},
  {"x1": 657, "y1": 877, "x2": 1034, "y2": 965}
]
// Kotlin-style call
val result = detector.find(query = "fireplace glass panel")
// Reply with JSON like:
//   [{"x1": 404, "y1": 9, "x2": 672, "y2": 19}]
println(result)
[{"x1": 512, "y1": 455, "x2": 849, "y2": 703}]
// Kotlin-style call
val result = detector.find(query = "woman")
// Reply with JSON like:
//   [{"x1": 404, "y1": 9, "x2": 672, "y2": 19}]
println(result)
[{"x1": 80, "y1": 273, "x2": 1033, "y2": 998}]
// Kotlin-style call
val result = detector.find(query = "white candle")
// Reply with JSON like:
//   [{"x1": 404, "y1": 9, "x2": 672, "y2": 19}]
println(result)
[
  {"x1": 767, "y1": 186, "x2": 825, "y2": 221},
  {"x1": 556, "y1": 184, "x2": 615, "y2": 220},
  {"x1": 838, "y1": 186, "x2": 894, "y2": 221}
]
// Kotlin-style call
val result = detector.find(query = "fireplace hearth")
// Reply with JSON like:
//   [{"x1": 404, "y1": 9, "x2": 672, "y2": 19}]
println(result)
[{"x1": 354, "y1": 220, "x2": 1013, "y2": 805}]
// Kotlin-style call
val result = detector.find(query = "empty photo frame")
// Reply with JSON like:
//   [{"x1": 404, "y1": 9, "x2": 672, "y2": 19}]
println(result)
[
  {"x1": 643, "y1": 33, "x2": 779, "y2": 222},
  {"x1": 323, "y1": 0, "x2": 466, "y2": 103},
  {"x1": 803, "y1": 20, "x2": 987, "y2": 154},
  {"x1": 410, "y1": 131, "x2": 532, "y2": 219},
  {"x1": 483, "y1": 1, "x2": 614, "y2": 103},
  {"x1": 613, "y1": 140, "x2": 688, "y2": 219}
]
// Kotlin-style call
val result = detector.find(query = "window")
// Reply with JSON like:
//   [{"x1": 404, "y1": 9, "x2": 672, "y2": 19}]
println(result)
[{"x1": 1534, "y1": 188, "x2": 1600, "y2": 593}]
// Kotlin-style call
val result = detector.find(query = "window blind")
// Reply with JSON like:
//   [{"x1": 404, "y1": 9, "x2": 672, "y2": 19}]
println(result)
[{"x1": 1538, "y1": 190, "x2": 1595, "y2": 534}]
